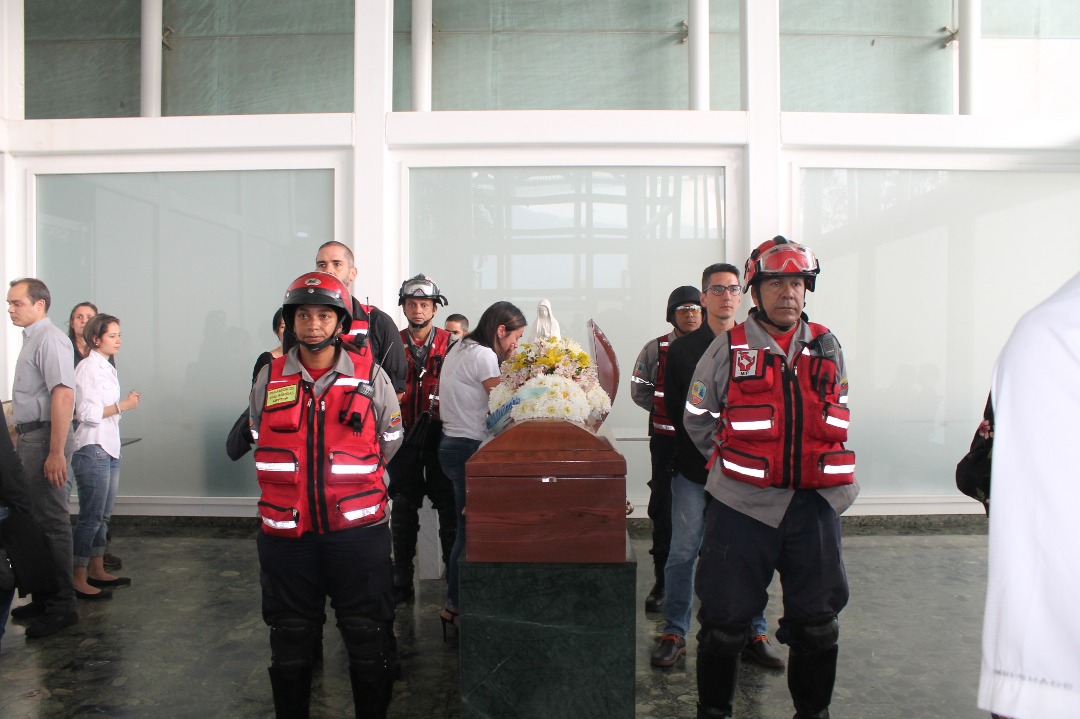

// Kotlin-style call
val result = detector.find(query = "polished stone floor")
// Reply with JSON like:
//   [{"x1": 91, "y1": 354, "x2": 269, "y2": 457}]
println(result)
[{"x1": 0, "y1": 518, "x2": 990, "y2": 718}]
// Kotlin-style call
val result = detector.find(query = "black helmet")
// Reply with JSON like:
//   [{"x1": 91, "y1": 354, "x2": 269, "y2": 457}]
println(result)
[
  {"x1": 398, "y1": 274, "x2": 448, "y2": 307},
  {"x1": 666, "y1": 285, "x2": 702, "y2": 324}
]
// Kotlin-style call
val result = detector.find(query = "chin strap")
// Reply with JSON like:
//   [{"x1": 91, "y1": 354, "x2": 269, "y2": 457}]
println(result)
[
  {"x1": 409, "y1": 318, "x2": 432, "y2": 331},
  {"x1": 299, "y1": 324, "x2": 344, "y2": 354},
  {"x1": 756, "y1": 312, "x2": 797, "y2": 333}
]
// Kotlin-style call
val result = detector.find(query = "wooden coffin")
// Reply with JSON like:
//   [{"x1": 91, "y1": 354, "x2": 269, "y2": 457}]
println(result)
[{"x1": 465, "y1": 419, "x2": 627, "y2": 563}]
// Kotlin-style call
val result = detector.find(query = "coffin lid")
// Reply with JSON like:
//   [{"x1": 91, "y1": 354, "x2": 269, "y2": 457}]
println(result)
[
  {"x1": 467, "y1": 419, "x2": 626, "y2": 477},
  {"x1": 587, "y1": 319, "x2": 619, "y2": 408}
]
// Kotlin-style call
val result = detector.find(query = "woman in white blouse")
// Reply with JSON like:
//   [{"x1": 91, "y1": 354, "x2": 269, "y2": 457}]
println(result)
[{"x1": 71, "y1": 314, "x2": 140, "y2": 598}]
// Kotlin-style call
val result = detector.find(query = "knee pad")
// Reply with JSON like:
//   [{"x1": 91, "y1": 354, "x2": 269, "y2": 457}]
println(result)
[
  {"x1": 338, "y1": 615, "x2": 393, "y2": 671},
  {"x1": 787, "y1": 615, "x2": 839, "y2": 654},
  {"x1": 269, "y1": 616, "x2": 317, "y2": 669},
  {"x1": 390, "y1": 494, "x2": 420, "y2": 514},
  {"x1": 697, "y1": 622, "x2": 750, "y2": 658}
]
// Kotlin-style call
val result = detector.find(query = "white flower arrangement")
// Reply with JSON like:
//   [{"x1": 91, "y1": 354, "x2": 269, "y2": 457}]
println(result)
[{"x1": 487, "y1": 335, "x2": 612, "y2": 433}]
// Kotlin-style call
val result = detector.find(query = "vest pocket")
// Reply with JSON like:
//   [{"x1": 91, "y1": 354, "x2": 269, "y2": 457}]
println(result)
[
  {"x1": 258, "y1": 501, "x2": 302, "y2": 538},
  {"x1": 804, "y1": 449, "x2": 856, "y2": 489},
  {"x1": 263, "y1": 388, "x2": 304, "y2": 432},
  {"x1": 724, "y1": 404, "x2": 779, "y2": 440},
  {"x1": 327, "y1": 451, "x2": 380, "y2": 482},
  {"x1": 807, "y1": 402, "x2": 850, "y2": 442},
  {"x1": 336, "y1": 489, "x2": 386, "y2": 527},
  {"x1": 255, "y1": 448, "x2": 299, "y2": 484},
  {"x1": 719, "y1": 445, "x2": 772, "y2": 488}
]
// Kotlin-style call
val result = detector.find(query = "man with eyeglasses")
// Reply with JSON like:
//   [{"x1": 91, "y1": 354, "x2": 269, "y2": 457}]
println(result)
[
  {"x1": 631, "y1": 285, "x2": 701, "y2": 613},
  {"x1": 685, "y1": 237, "x2": 857, "y2": 718},
  {"x1": 651, "y1": 264, "x2": 781, "y2": 670}
]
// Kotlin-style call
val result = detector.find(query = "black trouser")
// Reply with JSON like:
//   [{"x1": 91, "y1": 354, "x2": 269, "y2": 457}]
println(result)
[
  {"x1": 696, "y1": 491, "x2": 848, "y2": 717},
  {"x1": 646, "y1": 434, "x2": 676, "y2": 578},
  {"x1": 386, "y1": 443, "x2": 457, "y2": 571},
  {"x1": 258, "y1": 524, "x2": 396, "y2": 717}
]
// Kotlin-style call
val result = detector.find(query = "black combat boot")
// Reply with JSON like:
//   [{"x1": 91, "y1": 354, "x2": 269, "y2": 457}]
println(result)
[
  {"x1": 390, "y1": 497, "x2": 420, "y2": 603},
  {"x1": 787, "y1": 644, "x2": 838, "y2": 719},
  {"x1": 349, "y1": 663, "x2": 394, "y2": 719},
  {"x1": 268, "y1": 665, "x2": 312, "y2": 719},
  {"x1": 696, "y1": 650, "x2": 738, "y2": 718},
  {"x1": 645, "y1": 561, "x2": 665, "y2": 613}
]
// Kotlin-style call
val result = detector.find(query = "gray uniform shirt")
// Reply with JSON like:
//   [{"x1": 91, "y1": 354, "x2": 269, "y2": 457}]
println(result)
[
  {"x1": 630, "y1": 330, "x2": 676, "y2": 427},
  {"x1": 13, "y1": 317, "x2": 75, "y2": 424},
  {"x1": 249, "y1": 346, "x2": 404, "y2": 468},
  {"x1": 684, "y1": 315, "x2": 859, "y2": 527}
]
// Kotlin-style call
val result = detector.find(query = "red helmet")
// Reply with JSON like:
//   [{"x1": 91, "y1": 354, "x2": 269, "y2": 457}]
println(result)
[
  {"x1": 281, "y1": 271, "x2": 352, "y2": 335},
  {"x1": 743, "y1": 236, "x2": 820, "y2": 292}
]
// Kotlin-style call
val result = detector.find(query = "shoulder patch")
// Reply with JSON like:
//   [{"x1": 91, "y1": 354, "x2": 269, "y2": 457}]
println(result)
[
  {"x1": 690, "y1": 380, "x2": 707, "y2": 405},
  {"x1": 266, "y1": 383, "x2": 299, "y2": 408},
  {"x1": 389, "y1": 410, "x2": 402, "y2": 427},
  {"x1": 633, "y1": 360, "x2": 647, "y2": 376}
]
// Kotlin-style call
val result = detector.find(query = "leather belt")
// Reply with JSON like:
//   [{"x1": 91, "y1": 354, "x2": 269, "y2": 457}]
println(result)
[{"x1": 15, "y1": 420, "x2": 51, "y2": 435}]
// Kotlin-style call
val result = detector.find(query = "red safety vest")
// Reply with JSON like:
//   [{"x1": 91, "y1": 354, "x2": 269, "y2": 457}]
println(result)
[
  {"x1": 713, "y1": 323, "x2": 855, "y2": 490},
  {"x1": 399, "y1": 327, "x2": 452, "y2": 426},
  {"x1": 254, "y1": 351, "x2": 387, "y2": 537},
  {"x1": 344, "y1": 301, "x2": 374, "y2": 342},
  {"x1": 650, "y1": 335, "x2": 676, "y2": 437}
]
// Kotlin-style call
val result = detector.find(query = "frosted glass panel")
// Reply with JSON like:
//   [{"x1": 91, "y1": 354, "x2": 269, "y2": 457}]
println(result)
[
  {"x1": 410, "y1": 167, "x2": 726, "y2": 499},
  {"x1": 781, "y1": 0, "x2": 950, "y2": 34},
  {"x1": 162, "y1": 0, "x2": 354, "y2": 115},
  {"x1": 393, "y1": 0, "x2": 741, "y2": 110},
  {"x1": 984, "y1": 0, "x2": 1080, "y2": 38},
  {"x1": 24, "y1": 1, "x2": 141, "y2": 119},
  {"x1": 37, "y1": 170, "x2": 334, "y2": 498},
  {"x1": 780, "y1": 0, "x2": 955, "y2": 116},
  {"x1": 799, "y1": 168, "x2": 1080, "y2": 498}
]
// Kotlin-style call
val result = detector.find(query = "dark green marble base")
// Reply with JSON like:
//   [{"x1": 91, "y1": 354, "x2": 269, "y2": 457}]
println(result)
[{"x1": 458, "y1": 543, "x2": 636, "y2": 719}]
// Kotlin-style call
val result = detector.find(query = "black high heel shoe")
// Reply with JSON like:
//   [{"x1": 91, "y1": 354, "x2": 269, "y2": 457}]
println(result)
[{"x1": 439, "y1": 607, "x2": 460, "y2": 641}]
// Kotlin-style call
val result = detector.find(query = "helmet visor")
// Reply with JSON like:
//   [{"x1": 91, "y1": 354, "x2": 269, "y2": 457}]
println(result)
[
  {"x1": 401, "y1": 278, "x2": 438, "y2": 298},
  {"x1": 757, "y1": 244, "x2": 818, "y2": 275}
]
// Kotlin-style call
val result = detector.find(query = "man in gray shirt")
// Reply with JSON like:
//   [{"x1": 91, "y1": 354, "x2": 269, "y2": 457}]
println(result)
[
  {"x1": 6, "y1": 278, "x2": 79, "y2": 638},
  {"x1": 684, "y1": 238, "x2": 857, "y2": 718}
]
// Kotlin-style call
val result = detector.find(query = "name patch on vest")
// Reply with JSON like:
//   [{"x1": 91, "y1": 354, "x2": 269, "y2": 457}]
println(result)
[
  {"x1": 733, "y1": 350, "x2": 763, "y2": 378},
  {"x1": 266, "y1": 384, "x2": 299, "y2": 408}
]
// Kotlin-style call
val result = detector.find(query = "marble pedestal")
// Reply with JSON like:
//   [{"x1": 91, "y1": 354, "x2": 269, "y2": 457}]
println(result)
[{"x1": 458, "y1": 538, "x2": 636, "y2": 719}]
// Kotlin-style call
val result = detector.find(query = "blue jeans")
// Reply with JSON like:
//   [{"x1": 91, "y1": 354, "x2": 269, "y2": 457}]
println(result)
[
  {"x1": 0, "y1": 505, "x2": 13, "y2": 647},
  {"x1": 663, "y1": 473, "x2": 767, "y2": 638},
  {"x1": 16, "y1": 427, "x2": 76, "y2": 613},
  {"x1": 71, "y1": 444, "x2": 121, "y2": 565},
  {"x1": 438, "y1": 435, "x2": 482, "y2": 610}
]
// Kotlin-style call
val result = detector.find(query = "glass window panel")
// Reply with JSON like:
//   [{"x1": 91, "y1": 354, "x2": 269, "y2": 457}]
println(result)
[
  {"x1": 799, "y1": 168, "x2": 1080, "y2": 498},
  {"x1": 36, "y1": 170, "x2": 334, "y2": 498},
  {"x1": 24, "y1": 1, "x2": 141, "y2": 119},
  {"x1": 781, "y1": 36, "x2": 954, "y2": 114},
  {"x1": 410, "y1": 166, "x2": 725, "y2": 498},
  {"x1": 779, "y1": 0, "x2": 954, "y2": 113},
  {"x1": 161, "y1": 0, "x2": 353, "y2": 116},
  {"x1": 984, "y1": 0, "x2": 1080, "y2": 39},
  {"x1": 394, "y1": 0, "x2": 740, "y2": 111},
  {"x1": 781, "y1": 0, "x2": 950, "y2": 35}
]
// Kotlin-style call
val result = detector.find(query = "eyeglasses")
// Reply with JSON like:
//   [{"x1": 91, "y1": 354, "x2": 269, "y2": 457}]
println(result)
[
  {"x1": 674, "y1": 305, "x2": 701, "y2": 314},
  {"x1": 705, "y1": 285, "x2": 742, "y2": 296}
]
